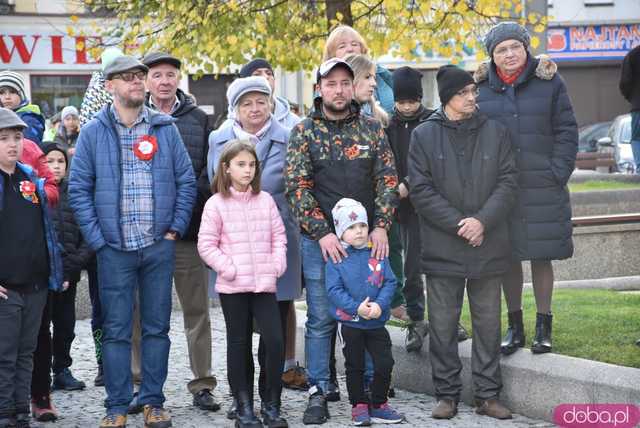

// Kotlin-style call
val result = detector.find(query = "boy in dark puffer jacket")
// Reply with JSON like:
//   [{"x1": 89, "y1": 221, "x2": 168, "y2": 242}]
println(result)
[{"x1": 30, "y1": 144, "x2": 92, "y2": 422}]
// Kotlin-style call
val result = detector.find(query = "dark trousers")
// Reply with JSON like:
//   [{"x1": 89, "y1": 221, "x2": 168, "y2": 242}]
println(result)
[
  {"x1": 340, "y1": 325, "x2": 394, "y2": 406},
  {"x1": 31, "y1": 284, "x2": 79, "y2": 397},
  {"x1": 0, "y1": 287, "x2": 48, "y2": 417},
  {"x1": 87, "y1": 257, "x2": 103, "y2": 365},
  {"x1": 219, "y1": 293, "x2": 284, "y2": 403},
  {"x1": 257, "y1": 300, "x2": 289, "y2": 402},
  {"x1": 399, "y1": 212, "x2": 425, "y2": 322},
  {"x1": 426, "y1": 275, "x2": 502, "y2": 401}
]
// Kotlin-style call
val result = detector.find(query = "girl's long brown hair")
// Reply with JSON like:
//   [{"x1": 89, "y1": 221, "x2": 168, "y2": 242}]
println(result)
[{"x1": 211, "y1": 139, "x2": 261, "y2": 197}]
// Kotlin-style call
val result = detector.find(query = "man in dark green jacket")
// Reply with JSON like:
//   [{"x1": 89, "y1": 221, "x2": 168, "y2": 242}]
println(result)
[{"x1": 408, "y1": 65, "x2": 517, "y2": 421}]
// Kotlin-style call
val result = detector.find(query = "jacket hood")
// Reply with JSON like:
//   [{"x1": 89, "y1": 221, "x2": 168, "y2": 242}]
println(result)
[
  {"x1": 310, "y1": 96, "x2": 361, "y2": 122},
  {"x1": 16, "y1": 102, "x2": 43, "y2": 116},
  {"x1": 474, "y1": 54, "x2": 558, "y2": 87},
  {"x1": 95, "y1": 104, "x2": 177, "y2": 129},
  {"x1": 273, "y1": 96, "x2": 292, "y2": 122}
]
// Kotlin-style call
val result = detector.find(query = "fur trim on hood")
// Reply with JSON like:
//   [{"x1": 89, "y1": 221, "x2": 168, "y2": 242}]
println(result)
[{"x1": 474, "y1": 54, "x2": 558, "y2": 83}]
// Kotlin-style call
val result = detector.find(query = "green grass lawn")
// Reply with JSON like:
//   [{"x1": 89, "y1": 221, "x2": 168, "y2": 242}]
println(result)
[
  {"x1": 455, "y1": 288, "x2": 640, "y2": 368},
  {"x1": 301, "y1": 288, "x2": 640, "y2": 368},
  {"x1": 569, "y1": 180, "x2": 640, "y2": 192}
]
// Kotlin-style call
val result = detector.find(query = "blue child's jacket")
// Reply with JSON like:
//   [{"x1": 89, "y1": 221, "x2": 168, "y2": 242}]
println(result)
[{"x1": 325, "y1": 246, "x2": 397, "y2": 329}]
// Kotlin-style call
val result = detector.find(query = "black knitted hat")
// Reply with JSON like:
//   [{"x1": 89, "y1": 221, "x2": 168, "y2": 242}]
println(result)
[
  {"x1": 436, "y1": 65, "x2": 474, "y2": 106},
  {"x1": 392, "y1": 66, "x2": 423, "y2": 101},
  {"x1": 239, "y1": 58, "x2": 273, "y2": 78}
]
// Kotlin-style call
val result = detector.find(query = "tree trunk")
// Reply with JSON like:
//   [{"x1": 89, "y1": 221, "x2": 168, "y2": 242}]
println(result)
[{"x1": 325, "y1": 0, "x2": 353, "y2": 28}]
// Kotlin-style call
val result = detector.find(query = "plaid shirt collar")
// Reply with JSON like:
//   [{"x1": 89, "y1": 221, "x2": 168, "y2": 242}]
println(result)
[{"x1": 110, "y1": 104, "x2": 150, "y2": 128}]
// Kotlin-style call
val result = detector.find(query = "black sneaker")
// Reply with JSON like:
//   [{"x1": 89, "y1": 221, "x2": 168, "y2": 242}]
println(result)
[
  {"x1": 193, "y1": 389, "x2": 220, "y2": 412},
  {"x1": 52, "y1": 368, "x2": 86, "y2": 391},
  {"x1": 325, "y1": 380, "x2": 340, "y2": 402},
  {"x1": 226, "y1": 397, "x2": 238, "y2": 420},
  {"x1": 302, "y1": 386, "x2": 329, "y2": 425},
  {"x1": 94, "y1": 363, "x2": 104, "y2": 387}
]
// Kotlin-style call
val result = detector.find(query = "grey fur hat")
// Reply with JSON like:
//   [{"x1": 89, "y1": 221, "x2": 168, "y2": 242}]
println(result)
[{"x1": 484, "y1": 22, "x2": 530, "y2": 57}]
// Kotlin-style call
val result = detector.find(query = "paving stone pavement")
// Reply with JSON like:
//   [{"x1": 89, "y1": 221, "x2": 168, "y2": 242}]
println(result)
[{"x1": 44, "y1": 308, "x2": 553, "y2": 428}]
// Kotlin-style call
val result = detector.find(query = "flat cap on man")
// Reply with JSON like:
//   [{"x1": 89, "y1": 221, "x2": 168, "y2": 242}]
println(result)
[
  {"x1": 103, "y1": 55, "x2": 148, "y2": 80},
  {"x1": 142, "y1": 52, "x2": 182, "y2": 70}
]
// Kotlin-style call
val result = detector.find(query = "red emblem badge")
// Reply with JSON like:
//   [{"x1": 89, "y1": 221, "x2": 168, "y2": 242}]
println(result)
[
  {"x1": 133, "y1": 135, "x2": 158, "y2": 161},
  {"x1": 19, "y1": 180, "x2": 39, "y2": 204}
]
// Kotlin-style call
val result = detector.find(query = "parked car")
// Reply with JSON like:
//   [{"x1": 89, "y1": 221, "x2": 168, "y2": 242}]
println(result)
[
  {"x1": 576, "y1": 121, "x2": 615, "y2": 171},
  {"x1": 597, "y1": 114, "x2": 635, "y2": 174}
]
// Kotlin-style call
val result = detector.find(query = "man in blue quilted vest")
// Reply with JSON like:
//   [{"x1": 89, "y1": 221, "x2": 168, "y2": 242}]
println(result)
[{"x1": 68, "y1": 55, "x2": 196, "y2": 428}]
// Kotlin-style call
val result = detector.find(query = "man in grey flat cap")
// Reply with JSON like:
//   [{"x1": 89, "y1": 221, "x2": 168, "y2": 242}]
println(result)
[
  {"x1": 135, "y1": 51, "x2": 219, "y2": 413},
  {"x1": 69, "y1": 55, "x2": 196, "y2": 428}
]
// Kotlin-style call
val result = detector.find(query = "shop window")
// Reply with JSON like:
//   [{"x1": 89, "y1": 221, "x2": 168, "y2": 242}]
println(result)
[{"x1": 30, "y1": 74, "x2": 91, "y2": 119}]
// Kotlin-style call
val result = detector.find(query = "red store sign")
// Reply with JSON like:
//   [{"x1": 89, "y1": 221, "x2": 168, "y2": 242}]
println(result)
[{"x1": 1, "y1": 29, "x2": 101, "y2": 70}]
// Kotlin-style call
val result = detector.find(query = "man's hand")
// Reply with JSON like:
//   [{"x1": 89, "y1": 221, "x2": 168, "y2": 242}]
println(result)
[
  {"x1": 457, "y1": 218, "x2": 484, "y2": 244},
  {"x1": 398, "y1": 182, "x2": 409, "y2": 199},
  {"x1": 319, "y1": 233, "x2": 348, "y2": 263},
  {"x1": 164, "y1": 231, "x2": 178, "y2": 241},
  {"x1": 0, "y1": 285, "x2": 7, "y2": 300},
  {"x1": 67, "y1": 147, "x2": 76, "y2": 156},
  {"x1": 62, "y1": 281, "x2": 70, "y2": 291},
  {"x1": 369, "y1": 227, "x2": 389, "y2": 260},
  {"x1": 469, "y1": 234, "x2": 484, "y2": 248},
  {"x1": 357, "y1": 297, "x2": 372, "y2": 319},
  {"x1": 368, "y1": 302, "x2": 382, "y2": 319}
]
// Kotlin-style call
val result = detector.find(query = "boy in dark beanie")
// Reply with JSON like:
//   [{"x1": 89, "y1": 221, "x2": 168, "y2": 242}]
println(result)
[
  {"x1": 408, "y1": 65, "x2": 517, "y2": 420},
  {"x1": 386, "y1": 66, "x2": 433, "y2": 351}
]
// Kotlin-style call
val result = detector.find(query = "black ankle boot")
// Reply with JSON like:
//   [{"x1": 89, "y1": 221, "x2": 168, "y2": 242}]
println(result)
[
  {"x1": 260, "y1": 401, "x2": 288, "y2": 428},
  {"x1": 531, "y1": 312, "x2": 552, "y2": 354},
  {"x1": 235, "y1": 391, "x2": 262, "y2": 428},
  {"x1": 501, "y1": 309, "x2": 525, "y2": 355}
]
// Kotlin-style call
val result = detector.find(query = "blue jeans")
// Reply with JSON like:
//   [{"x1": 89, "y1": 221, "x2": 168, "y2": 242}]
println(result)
[
  {"x1": 301, "y1": 236, "x2": 334, "y2": 392},
  {"x1": 97, "y1": 239, "x2": 175, "y2": 415}
]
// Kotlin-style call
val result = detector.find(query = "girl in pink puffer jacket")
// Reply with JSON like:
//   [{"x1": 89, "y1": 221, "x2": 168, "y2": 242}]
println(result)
[{"x1": 197, "y1": 139, "x2": 288, "y2": 426}]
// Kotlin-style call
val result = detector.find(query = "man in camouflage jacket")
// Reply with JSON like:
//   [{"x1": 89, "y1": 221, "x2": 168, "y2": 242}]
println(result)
[{"x1": 285, "y1": 58, "x2": 398, "y2": 425}]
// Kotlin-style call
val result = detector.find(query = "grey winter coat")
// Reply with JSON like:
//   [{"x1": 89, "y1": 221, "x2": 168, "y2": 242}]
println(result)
[
  {"x1": 207, "y1": 118, "x2": 302, "y2": 301},
  {"x1": 475, "y1": 55, "x2": 578, "y2": 261}
]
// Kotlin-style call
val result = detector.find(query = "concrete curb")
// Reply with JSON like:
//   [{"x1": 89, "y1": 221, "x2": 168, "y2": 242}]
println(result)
[
  {"x1": 570, "y1": 171, "x2": 640, "y2": 183},
  {"x1": 294, "y1": 310, "x2": 640, "y2": 423},
  {"x1": 524, "y1": 275, "x2": 640, "y2": 290}
]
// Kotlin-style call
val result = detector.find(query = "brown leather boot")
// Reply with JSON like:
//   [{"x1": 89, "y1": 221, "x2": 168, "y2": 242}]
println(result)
[
  {"x1": 431, "y1": 399, "x2": 458, "y2": 419},
  {"x1": 475, "y1": 398, "x2": 512, "y2": 419}
]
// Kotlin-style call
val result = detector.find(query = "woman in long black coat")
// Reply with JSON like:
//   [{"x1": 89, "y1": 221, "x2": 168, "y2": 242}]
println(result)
[{"x1": 475, "y1": 22, "x2": 578, "y2": 355}]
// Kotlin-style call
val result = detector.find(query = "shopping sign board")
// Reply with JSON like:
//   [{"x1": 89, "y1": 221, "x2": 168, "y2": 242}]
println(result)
[
  {"x1": 0, "y1": 28, "x2": 101, "y2": 70},
  {"x1": 547, "y1": 24, "x2": 640, "y2": 61}
]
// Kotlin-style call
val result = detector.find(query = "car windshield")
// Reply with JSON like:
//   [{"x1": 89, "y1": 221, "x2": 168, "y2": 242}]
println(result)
[{"x1": 579, "y1": 122, "x2": 611, "y2": 151}]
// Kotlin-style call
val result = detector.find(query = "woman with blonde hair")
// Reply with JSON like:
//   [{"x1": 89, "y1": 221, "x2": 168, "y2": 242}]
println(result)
[
  {"x1": 323, "y1": 25, "x2": 394, "y2": 115},
  {"x1": 344, "y1": 54, "x2": 389, "y2": 127}
]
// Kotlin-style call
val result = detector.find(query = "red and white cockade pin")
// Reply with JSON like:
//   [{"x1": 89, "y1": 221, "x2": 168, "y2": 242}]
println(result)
[{"x1": 133, "y1": 135, "x2": 158, "y2": 161}]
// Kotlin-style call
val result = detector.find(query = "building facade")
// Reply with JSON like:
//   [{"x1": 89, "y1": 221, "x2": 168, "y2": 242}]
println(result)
[{"x1": 547, "y1": 0, "x2": 639, "y2": 126}]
